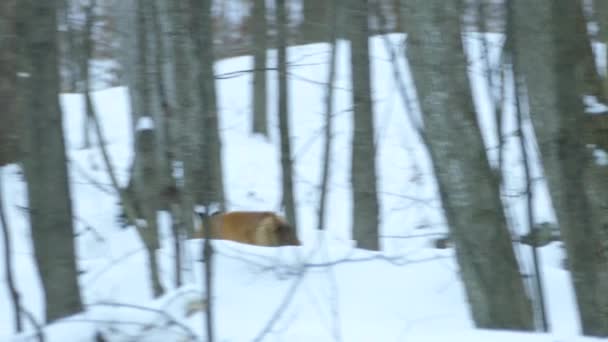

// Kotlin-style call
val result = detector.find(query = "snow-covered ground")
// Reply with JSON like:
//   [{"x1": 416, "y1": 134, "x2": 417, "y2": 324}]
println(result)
[{"x1": 0, "y1": 33, "x2": 602, "y2": 341}]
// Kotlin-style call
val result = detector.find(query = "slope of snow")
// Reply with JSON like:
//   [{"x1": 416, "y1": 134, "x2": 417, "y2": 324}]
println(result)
[{"x1": 0, "y1": 33, "x2": 599, "y2": 341}]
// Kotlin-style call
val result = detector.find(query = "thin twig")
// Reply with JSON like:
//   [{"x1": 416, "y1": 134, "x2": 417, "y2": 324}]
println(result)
[{"x1": 87, "y1": 302, "x2": 198, "y2": 340}]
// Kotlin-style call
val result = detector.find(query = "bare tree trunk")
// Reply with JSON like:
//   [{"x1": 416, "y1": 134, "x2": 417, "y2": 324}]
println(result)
[
  {"x1": 318, "y1": 0, "x2": 339, "y2": 232},
  {"x1": 58, "y1": 0, "x2": 80, "y2": 92},
  {"x1": 405, "y1": 0, "x2": 534, "y2": 330},
  {"x1": 276, "y1": 0, "x2": 298, "y2": 229},
  {"x1": 189, "y1": 0, "x2": 225, "y2": 209},
  {"x1": 252, "y1": 0, "x2": 268, "y2": 136},
  {"x1": 0, "y1": 0, "x2": 19, "y2": 166},
  {"x1": 134, "y1": 124, "x2": 165, "y2": 297},
  {"x1": 17, "y1": 0, "x2": 83, "y2": 322},
  {"x1": 80, "y1": 0, "x2": 95, "y2": 150},
  {"x1": 199, "y1": 211, "x2": 215, "y2": 342},
  {"x1": 348, "y1": 0, "x2": 380, "y2": 251},
  {"x1": 512, "y1": 0, "x2": 608, "y2": 336},
  {"x1": 0, "y1": 169, "x2": 22, "y2": 332},
  {"x1": 167, "y1": 0, "x2": 199, "y2": 237},
  {"x1": 509, "y1": 26, "x2": 548, "y2": 330},
  {"x1": 151, "y1": 0, "x2": 183, "y2": 287},
  {"x1": 300, "y1": 0, "x2": 330, "y2": 43}
]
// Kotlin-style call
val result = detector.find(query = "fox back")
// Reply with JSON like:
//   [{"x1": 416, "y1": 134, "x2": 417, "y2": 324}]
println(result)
[{"x1": 195, "y1": 211, "x2": 300, "y2": 247}]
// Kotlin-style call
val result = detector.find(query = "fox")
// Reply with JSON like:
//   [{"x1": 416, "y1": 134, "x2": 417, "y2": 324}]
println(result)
[{"x1": 194, "y1": 211, "x2": 300, "y2": 247}]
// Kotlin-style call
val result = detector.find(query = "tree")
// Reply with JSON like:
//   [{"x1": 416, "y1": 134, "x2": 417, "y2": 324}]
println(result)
[
  {"x1": 349, "y1": 0, "x2": 380, "y2": 251},
  {"x1": 0, "y1": 0, "x2": 18, "y2": 166},
  {"x1": 318, "y1": 0, "x2": 339, "y2": 232},
  {"x1": 405, "y1": 0, "x2": 534, "y2": 329},
  {"x1": 276, "y1": 0, "x2": 297, "y2": 230},
  {"x1": 511, "y1": 0, "x2": 608, "y2": 335},
  {"x1": 252, "y1": 0, "x2": 268, "y2": 136},
  {"x1": 166, "y1": 0, "x2": 202, "y2": 238},
  {"x1": 16, "y1": 0, "x2": 83, "y2": 322},
  {"x1": 300, "y1": 0, "x2": 330, "y2": 43},
  {"x1": 189, "y1": 0, "x2": 225, "y2": 209}
]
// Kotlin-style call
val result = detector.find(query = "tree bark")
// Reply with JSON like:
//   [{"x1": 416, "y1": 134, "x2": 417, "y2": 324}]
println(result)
[
  {"x1": 0, "y1": 0, "x2": 19, "y2": 166},
  {"x1": 512, "y1": 0, "x2": 608, "y2": 336},
  {"x1": 17, "y1": 0, "x2": 83, "y2": 322},
  {"x1": 167, "y1": 0, "x2": 200, "y2": 237},
  {"x1": 318, "y1": 0, "x2": 339, "y2": 232},
  {"x1": 300, "y1": 0, "x2": 330, "y2": 43},
  {"x1": 348, "y1": 0, "x2": 380, "y2": 251},
  {"x1": 189, "y1": 0, "x2": 225, "y2": 209},
  {"x1": 252, "y1": 0, "x2": 269, "y2": 136},
  {"x1": 405, "y1": 0, "x2": 534, "y2": 330},
  {"x1": 134, "y1": 124, "x2": 165, "y2": 297},
  {"x1": 276, "y1": 0, "x2": 298, "y2": 230}
]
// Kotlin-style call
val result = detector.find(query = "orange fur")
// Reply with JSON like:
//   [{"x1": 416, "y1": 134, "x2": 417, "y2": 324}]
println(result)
[{"x1": 194, "y1": 211, "x2": 300, "y2": 247}]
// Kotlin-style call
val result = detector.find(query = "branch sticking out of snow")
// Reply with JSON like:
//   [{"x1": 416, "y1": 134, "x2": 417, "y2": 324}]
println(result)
[{"x1": 135, "y1": 116, "x2": 155, "y2": 131}]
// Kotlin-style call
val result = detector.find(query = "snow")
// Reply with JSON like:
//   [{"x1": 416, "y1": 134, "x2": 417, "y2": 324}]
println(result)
[
  {"x1": 135, "y1": 116, "x2": 155, "y2": 131},
  {"x1": 0, "y1": 33, "x2": 603, "y2": 341}
]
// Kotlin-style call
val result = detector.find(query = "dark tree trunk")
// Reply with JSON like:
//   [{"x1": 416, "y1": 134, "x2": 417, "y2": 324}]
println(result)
[
  {"x1": 512, "y1": 0, "x2": 608, "y2": 336},
  {"x1": 405, "y1": 0, "x2": 534, "y2": 330},
  {"x1": 189, "y1": 0, "x2": 225, "y2": 209},
  {"x1": 0, "y1": 0, "x2": 19, "y2": 166},
  {"x1": 252, "y1": 0, "x2": 268, "y2": 136},
  {"x1": 17, "y1": 0, "x2": 83, "y2": 322},
  {"x1": 276, "y1": 0, "x2": 298, "y2": 230},
  {"x1": 348, "y1": 0, "x2": 380, "y2": 251},
  {"x1": 318, "y1": 0, "x2": 339, "y2": 232}
]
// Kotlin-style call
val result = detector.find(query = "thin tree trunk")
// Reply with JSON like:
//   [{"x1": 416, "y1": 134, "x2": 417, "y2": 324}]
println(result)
[
  {"x1": 80, "y1": 0, "x2": 95, "y2": 150},
  {"x1": 151, "y1": 0, "x2": 183, "y2": 287},
  {"x1": 135, "y1": 124, "x2": 165, "y2": 298},
  {"x1": 405, "y1": 0, "x2": 534, "y2": 330},
  {"x1": 349, "y1": 0, "x2": 380, "y2": 251},
  {"x1": 0, "y1": 168, "x2": 23, "y2": 332},
  {"x1": 17, "y1": 0, "x2": 83, "y2": 322},
  {"x1": 276, "y1": 0, "x2": 297, "y2": 229},
  {"x1": 318, "y1": 0, "x2": 339, "y2": 231},
  {"x1": 200, "y1": 211, "x2": 215, "y2": 342},
  {"x1": 252, "y1": 0, "x2": 268, "y2": 136},
  {"x1": 504, "y1": 0, "x2": 548, "y2": 331}
]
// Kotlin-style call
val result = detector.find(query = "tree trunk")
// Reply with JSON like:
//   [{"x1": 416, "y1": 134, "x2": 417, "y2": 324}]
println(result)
[
  {"x1": 300, "y1": 0, "x2": 330, "y2": 43},
  {"x1": 189, "y1": 0, "x2": 225, "y2": 209},
  {"x1": 134, "y1": 123, "x2": 165, "y2": 297},
  {"x1": 252, "y1": 0, "x2": 268, "y2": 136},
  {"x1": 318, "y1": 0, "x2": 339, "y2": 232},
  {"x1": 17, "y1": 0, "x2": 83, "y2": 322},
  {"x1": 276, "y1": 0, "x2": 298, "y2": 230},
  {"x1": 348, "y1": 0, "x2": 380, "y2": 251},
  {"x1": 512, "y1": 0, "x2": 608, "y2": 336},
  {"x1": 167, "y1": 0, "x2": 200, "y2": 237},
  {"x1": 405, "y1": 0, "x2": 534, "y2": 330},
  {"x1": 0, "y1": 0, "x2": 19, "y2": 166}
]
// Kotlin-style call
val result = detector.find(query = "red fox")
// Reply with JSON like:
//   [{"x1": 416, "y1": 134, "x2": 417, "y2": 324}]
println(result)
[{"x1": 194, "y1": 211, "x2": 300, "y2": 247}]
